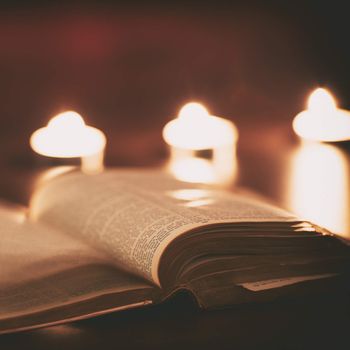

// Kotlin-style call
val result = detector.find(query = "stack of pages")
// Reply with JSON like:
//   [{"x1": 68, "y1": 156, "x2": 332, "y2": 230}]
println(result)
[{"x1": 0, "y1": 169, "x2": 349, "y2": 334}]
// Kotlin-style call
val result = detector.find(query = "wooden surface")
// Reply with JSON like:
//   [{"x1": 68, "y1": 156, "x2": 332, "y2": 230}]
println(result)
[{"x1": 0, "y1": 122, "x2": 350, "y2": 350}]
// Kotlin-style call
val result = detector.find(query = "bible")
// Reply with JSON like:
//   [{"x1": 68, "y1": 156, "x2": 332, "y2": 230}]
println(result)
[{"x1": 1, "y1": 168, "x2": 349, "y2": 334}]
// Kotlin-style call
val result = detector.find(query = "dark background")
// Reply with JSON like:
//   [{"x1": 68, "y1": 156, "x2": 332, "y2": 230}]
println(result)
[
  {"x1": 1, "y1": 3, "x2": 350, "y2": 348},
  {"x1": 1, "y1": 0, "x2": 349, "y2": 167}
]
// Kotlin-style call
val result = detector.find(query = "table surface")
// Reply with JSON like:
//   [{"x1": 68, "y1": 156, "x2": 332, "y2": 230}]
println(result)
[{"x1": 1, "y1": 122, "x2": 350, "y2": 350}]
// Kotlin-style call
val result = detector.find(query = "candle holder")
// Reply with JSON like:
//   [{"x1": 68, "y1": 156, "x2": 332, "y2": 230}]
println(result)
[
  {"x1": 30, "y1": 111, "x2": 106, "y2": 174},
  {"x1": 286, "y1": 141, "x2": 350, "y2": 238},
  {"x1": 163, "y1": 102, "x2": 238, "y2": 186},
  {"x1": 293, "y1": 88, "x2": 350, "y2": 143}
]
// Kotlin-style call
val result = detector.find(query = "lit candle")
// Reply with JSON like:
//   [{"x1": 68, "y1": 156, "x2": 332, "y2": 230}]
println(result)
[
  {"x1": 293, "y1": 88, "x2": 350, "y2": 142},
  {"x1": 162, "y1": 102, "x2": 238, "y2": 185},
  {"x1": 286, "y1": 141, "x2": 350, "y2": 238},
  {"x1": 30, "y1": 111, "x2": 106, "y2": 174}
]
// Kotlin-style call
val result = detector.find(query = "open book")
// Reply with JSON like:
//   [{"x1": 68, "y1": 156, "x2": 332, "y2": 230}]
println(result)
[{"x1": 1, "y1": 168, "x2": 349, "y2": 334}]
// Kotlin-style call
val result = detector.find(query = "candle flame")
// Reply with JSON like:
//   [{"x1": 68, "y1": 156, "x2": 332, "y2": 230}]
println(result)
[
  {"x1": 163, "y1": 101, "x2": 237, "y2": 149},
  {"x1": 292, "y1": 87, "x2": 350, "y2": 142},
  {"x1": 163, "y1": 101, "x2": 238, "y2": 185},
  {"x1": 30, "y1": 110, "x2": 106, "y2": 158},
  {"x1": 178, "y1": 102, "x2": 210, "y2": 121},
  {"x1": 48, "y1": 111, "x2": 85, "y2": 131},
  {"x1": 307, "y1": 88, "x2": 337, "y2": 113}
]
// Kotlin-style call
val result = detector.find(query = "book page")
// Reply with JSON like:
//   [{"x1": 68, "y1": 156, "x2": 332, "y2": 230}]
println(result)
[
  {"x1": 0, "y1": 204, "x2": 152, "y2": 324},
  {"x1": 0, "y1": 204, "x2": 106, "y2": 288},
  {"x1": 238, "y1": 273, "x2": 338, "y2": 291},
  {"x1": 30, "y1": 169, "x2": 297, "y2": 285}
]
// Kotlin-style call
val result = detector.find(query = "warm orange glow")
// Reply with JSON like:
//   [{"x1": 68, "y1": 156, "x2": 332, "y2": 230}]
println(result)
[
  {"x1": 168, "y1": 189, "x2": 212, "y2": 201},
  {"x1": 30, "y1": 111, "x2": 106, "y2": 173},
  {"x1": 307, "y1": 88, "x2": 337, "y2": 113},
  {"x1": 163, "y1": 102, "x2": 238, "y2": 186},
  {"x1": 48, "y1": 111, "x2": 85, "y2": 131},
  {"x1": 163, "y1": 102, "x2": 238, "y2": 150},
  {"x1": 34, "y1": 166, "x2": 76, "y2": 190},
  {"x1": 286, "y1": 142, "x2": 350, "y2": 238},
  {"x1": 168, "y1": 157, "x2": 217, "y2": 184},
  {"x1": 168, "y1": 189, "x2": 214, "y2": 207},
  {"x1": 30, "y1": 111, "x2": 106, "y2": 158},
  {"x1": 293, "y1": 88, "x2": 350, "y2": 142},
  {"x1": 165, "y1": 144, "x2": 238, "y2": 185},
  {"x1": 0, "y1": 204, "x2": 26, "y2": 223},
  {"x1": 178, "y1": 102, "x2": 210, "y2": 121}
]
